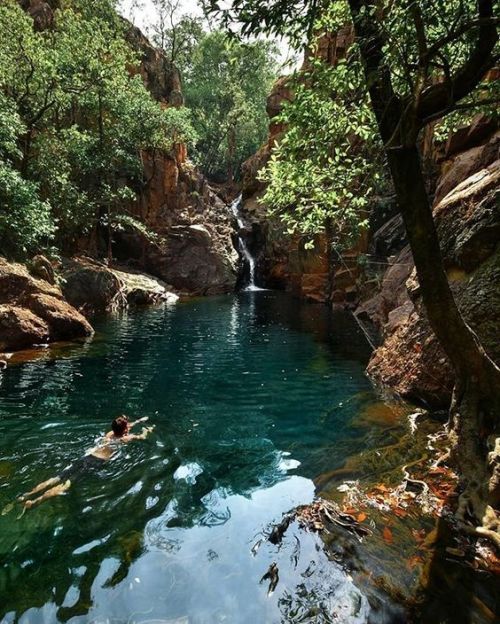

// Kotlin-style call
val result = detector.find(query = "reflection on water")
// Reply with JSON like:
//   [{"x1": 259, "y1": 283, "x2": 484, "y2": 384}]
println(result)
[{"x1": 0, "y1": 292, "x2": 402, "y2": 623}]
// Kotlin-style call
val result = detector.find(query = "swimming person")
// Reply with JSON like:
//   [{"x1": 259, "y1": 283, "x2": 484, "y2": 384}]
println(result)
[{"x1": 16, "y1": 415, "x2": 154, "y2": 511}]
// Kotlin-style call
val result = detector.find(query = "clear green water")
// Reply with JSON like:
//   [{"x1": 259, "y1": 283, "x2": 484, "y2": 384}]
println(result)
[{"x1": 0, "y1": 292, "x2": 401, "y2": 623}]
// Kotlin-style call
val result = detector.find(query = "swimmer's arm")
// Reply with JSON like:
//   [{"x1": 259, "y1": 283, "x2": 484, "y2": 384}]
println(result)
[
  {"x1": 122, "y1": 425, "x2": 155, "y2": 442},
  {"x1": 128, "y1": 416, "x2": 149, "y2": 429}
]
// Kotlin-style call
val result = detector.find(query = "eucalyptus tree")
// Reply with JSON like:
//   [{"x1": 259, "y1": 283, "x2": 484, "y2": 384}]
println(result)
[
  {"x1": 147, "y1": 0, "x2": 205, "y2": 77},
  {"x1": 204, "y1": 0, "x2": 500, "y2": 544}
]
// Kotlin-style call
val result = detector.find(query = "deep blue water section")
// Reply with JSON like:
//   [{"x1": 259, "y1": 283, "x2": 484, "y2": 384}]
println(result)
[{"x1": 0, "y1": 292, "x2": 396, "y2": 623}]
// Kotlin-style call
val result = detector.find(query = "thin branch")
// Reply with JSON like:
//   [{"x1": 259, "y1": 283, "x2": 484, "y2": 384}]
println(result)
[{"x1": 417, "y1": 0, "x2": 498, "y2": 124}]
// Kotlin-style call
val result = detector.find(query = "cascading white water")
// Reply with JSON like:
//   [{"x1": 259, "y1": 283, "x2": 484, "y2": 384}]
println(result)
[{"x1": 231, "y1": 194, "x2": 263, "y2": 291}]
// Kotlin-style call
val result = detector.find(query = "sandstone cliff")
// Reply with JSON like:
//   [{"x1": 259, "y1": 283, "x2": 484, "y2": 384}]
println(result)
[
  {"x1": 358, "y1": 121, "x2": 499, "y2": 408},
  {"x1": 0, "y1": 257, "x2": 93, "y2": 352}
]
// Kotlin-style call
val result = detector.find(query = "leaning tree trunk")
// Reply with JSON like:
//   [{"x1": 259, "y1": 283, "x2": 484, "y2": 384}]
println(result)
[
  {"x1": 386, "y1": 145, "x2": 500, "y2": 543},
  {"x1": 346, "y1": 0, "x2": 500, "y2": 545}
]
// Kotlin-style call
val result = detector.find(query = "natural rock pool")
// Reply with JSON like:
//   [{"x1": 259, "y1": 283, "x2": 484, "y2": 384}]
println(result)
[{"x1": 0, "y1": 292, "x2": 409, "y2": 623}]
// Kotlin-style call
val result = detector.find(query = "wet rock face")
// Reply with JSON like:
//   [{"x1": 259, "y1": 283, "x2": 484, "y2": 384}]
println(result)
[
  {"x1": 360, "y1": 127, "x2": 499, "y2": 408},
  {"x1": 0, "y1": 257, "x2": 93, "y2": 352}
]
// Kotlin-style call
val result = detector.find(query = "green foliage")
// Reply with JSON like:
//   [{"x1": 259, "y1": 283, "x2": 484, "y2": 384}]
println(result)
[
  {"x1": 0, "y1": 88, "x2": 55, "y2": 257},
  {"x1": 0, "y1": 163, "x2": 54, "y2": 257},
  {"x1": 0, "y1": 0, "x2": 195, "y2": 259},
  {"x1": 259, "y1": 51, "x2": 383, "y2": 246},
  {"x1": 206, "y1": 0, "x2": 498, "y2": 241},
  {"x1": 183, "y1": 31, "x2": 278, "y2": 181},
  {"x1": 147, "y1": 1, "x2": 205, "y2": 77}
]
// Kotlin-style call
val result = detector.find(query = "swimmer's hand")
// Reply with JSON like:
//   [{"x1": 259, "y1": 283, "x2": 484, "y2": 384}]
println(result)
[
  {"x1": 125, "y1": 425, "x2": 155, "y2": 441},
  {"x1": 140, "y1": 425, "x2": 155, "y2": 438},
  {"x1": 130, "y1": 416, "x2": 149, "y2": 428}
]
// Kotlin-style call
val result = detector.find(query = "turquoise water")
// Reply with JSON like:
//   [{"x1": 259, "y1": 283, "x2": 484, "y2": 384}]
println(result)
[{"x1": 0, "y1": 292, "x2": 401, "y2": 623}]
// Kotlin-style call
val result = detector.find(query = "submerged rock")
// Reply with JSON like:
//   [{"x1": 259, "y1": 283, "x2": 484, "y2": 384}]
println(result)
[{"x1": 0, "y1": 257, "x2": 93, "y2": 352}]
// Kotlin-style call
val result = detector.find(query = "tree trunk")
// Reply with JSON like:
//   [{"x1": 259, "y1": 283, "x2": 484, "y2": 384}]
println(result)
[
  {"x1": 346, "y1": 0, "x2": 500, "y2": 540},
  {"x1": 386, "y1": 144, "x2": 500, "y2": 536}
]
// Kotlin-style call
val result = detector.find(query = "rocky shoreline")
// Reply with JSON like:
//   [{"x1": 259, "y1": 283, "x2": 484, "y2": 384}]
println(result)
[{"x1": 0, "y1": 255, "x2": 180, "y2": 360}]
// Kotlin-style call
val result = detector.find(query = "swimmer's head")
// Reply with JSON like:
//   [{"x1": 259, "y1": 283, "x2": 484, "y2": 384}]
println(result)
[{"x1": 111, "y1": 415, "x2": 129, "y2": 437}]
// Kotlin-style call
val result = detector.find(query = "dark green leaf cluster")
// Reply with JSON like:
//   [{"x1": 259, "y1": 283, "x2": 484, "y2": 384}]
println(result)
[
  {"x1": 259, "y1": 26, "x2": 384, "y2": 246},
  {"x1": 0, "y1": 0, "x2": 195, "y2": 259}
]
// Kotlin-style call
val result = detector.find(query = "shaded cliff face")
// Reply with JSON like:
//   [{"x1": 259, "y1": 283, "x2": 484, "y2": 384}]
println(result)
[
  {"x1": 240, "y1": 27, "x2": 367, "y2": 305},
  {"x1": 358, "y1": 122, "x2": 499, "y2": 408},
  {"x1": 121, "y1": 22, "x2": 237, "y2": 294},
  {"x1": 116, "y1": 20, "x2": 238, "y2": 294},
  {"x1": 113, "y1": 155, "x2": 238, "y2": 295}
]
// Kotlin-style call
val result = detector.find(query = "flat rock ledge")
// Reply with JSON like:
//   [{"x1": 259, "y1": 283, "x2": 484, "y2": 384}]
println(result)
[{"x1": 0, "y1": 256, "x2": 179, "y2": 357}]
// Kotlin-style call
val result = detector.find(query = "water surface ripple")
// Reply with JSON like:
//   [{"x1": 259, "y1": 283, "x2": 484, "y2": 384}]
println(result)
[{"x1": 0, "y1": 292, "x2": 399, "y2": 623}]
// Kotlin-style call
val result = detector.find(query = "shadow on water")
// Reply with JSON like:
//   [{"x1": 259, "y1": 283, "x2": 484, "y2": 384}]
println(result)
[
  {"x1": 409, "y1": 506, "x2": 499, "y2": 623},
  {"x1": 316, "y1": 407, "x2": 500, "y2": 624}
]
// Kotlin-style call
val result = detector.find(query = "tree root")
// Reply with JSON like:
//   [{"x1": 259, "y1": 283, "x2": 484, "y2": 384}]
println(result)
[{"x1": 456, "y1": 487, "x2": 500, "y2": 553}]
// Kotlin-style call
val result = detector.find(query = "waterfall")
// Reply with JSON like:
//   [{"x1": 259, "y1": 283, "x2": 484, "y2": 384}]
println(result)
[{"x1": 231, "y1": 194, "x2": 263, "y2": 291}]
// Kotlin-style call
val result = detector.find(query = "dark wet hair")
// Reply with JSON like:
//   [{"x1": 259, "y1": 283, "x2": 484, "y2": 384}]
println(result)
[{"x1": 111, "y1": 415, "x2": 129, "y2": 437}]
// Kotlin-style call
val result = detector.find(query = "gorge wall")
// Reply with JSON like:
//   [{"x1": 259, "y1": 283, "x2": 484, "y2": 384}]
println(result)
[
  {"x1": 1, "y1": 1, "x2": 238, "y2": 355},
  {"x1": 19, "y1": 1, "x2": 237, "y2": 298},
  {"x1": 359, "y1": 121, "x2": 499, "y2": 408},
  {"x1": 242, "y1": 27, "x2": 499, "y2": 409},
  {"x1": 240, "y1": 27, "x2": 374, "y2": 304}
]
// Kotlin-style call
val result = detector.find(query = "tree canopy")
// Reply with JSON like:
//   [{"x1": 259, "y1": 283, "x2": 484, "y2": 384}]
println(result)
[
  {"x1": 0, "y1": 0, "x2": 194, "y2": 259},
  {"x1": 184, "y1": 30, "x2": 278, "y2": 181},
  {"x1": 147, "y1": 1, "x2": 279, "y2": 181}
]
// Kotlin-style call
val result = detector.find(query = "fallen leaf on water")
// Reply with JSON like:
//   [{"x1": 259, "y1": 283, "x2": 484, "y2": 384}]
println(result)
[
  {"x1": 411, "y1": 528, "x2": 426, "y2": 544},
  {"x1": 394, "y1": 508, "x2": 407, "y2": 518},
  {"x1": 357, "y1": 512, "x2": 367, "y2": 523},
  {"x1": 406, "y1": 555, "x2": 424, "y2": 571},
  {"x1": 382, "y1": 526, "x2": 393, "y2": 544}
]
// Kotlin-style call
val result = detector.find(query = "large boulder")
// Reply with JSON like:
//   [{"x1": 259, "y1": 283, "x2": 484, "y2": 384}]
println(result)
[
  {"x1": 147, "y1": 224, "x2": 236, "y2": 295},
  {"x1": 0, "y1": 257, "x2": 93, "y2": 353},
  {"x1": 0, "y1": 306, "x2": 49, "y2": 351},
  {"x1": 61, "y1": 258, "x2": 124, "y2": 314},
  {"x1": 61, "y1": 257, "x2": 179, "y2": 315}
]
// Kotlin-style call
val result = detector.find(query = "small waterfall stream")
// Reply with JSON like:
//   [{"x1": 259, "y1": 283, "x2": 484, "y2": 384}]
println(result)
[{"x1": 231, "y1": 194, "x2": 263, "y2": 291}]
